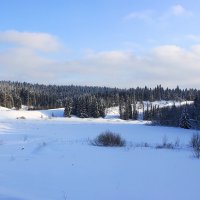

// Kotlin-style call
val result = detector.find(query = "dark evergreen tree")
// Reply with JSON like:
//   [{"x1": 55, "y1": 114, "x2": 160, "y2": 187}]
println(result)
[
  {"x1": 98, "y1": 99, "x2": 106, "y2": 118},
  {"x1": 56, "y1": 99, "x2": 63, "y2": 108},
  {"x1": 119, "y1": 98, "x2": 133, "y2": 120},
  {"x1": 193, "y1": 95, "x2": 200, "y2": 122},
  {"x1": 76, "y1": 96, "x2": 88, "y2": 118},
  {"x1": 64, "y1": 98, "x2": 73, "y2": 117},
  {"x1": 13, "y1": 95, "x2": 22, "y2": 110},
  {"x1": 179, "y1": 107, "x2": 191, "y2": 129},
  {"x1": 132, "y1": 102, "x2": 138, "y2": 120},
  {"x1": 0, "y1": 91, "x2": 5, "y2": 107},
  {"x1": 5, "y1": 93, "x2": 14, "y2": 108},
  {"x1": 90, "y1": 96, "x2": 100, "y2": 118}
]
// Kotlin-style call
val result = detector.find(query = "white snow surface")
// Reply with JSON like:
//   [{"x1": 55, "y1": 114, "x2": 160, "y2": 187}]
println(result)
[{"x1": 0, "y1": 103, "x2": 199, "y2": 200}]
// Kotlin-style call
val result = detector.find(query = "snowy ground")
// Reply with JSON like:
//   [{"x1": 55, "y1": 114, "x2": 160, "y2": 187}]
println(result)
[{"x1": 0, "y1": 104, "x2": 199, "y2": 200}]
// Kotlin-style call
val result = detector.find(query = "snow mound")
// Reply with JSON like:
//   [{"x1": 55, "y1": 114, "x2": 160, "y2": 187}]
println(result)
[
  {"x1": 0, "y1": 106, "x2": 11, "y2": 111},
  {"x1": 0, "y1": 108, "x2": 64, "y2": 120}
]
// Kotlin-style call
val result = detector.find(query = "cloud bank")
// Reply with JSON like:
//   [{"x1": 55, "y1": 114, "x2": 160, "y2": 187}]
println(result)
[
  {"x1": 124, "y1": 4, "x2": 192, "y2": 23},
  {"x1": 0, "y1": 30, "x2": 200, "y2": 88}
]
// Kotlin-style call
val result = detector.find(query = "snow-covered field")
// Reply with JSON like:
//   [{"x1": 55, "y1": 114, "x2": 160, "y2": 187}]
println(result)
[{"x1": 0, "y1": 104, "x2": 199, "y2": 200}]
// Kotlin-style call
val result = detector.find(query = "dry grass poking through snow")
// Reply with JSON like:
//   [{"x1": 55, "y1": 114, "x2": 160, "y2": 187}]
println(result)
[{"x1": 190, "y1": 133, "x2": 200, "y2": 158}]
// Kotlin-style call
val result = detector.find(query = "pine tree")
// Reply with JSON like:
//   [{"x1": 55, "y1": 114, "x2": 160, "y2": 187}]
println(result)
[
  {"x1": 90, "y1": 96, "x2": 100, "y2": 118},
  {"x1": 76, "y1": 96, "x2": 88, "y2": 118},
  {"x1": 13, "y1": 95, "x2": 22, "y2": 110},
  {"x1": 132, "y1": 102, "x2": 138, "y2": 120},
  {"x1": 144, "y1": 104, "x2": 150, "y2": 120},
  {"x1": 0, "y1": 91, "x2": 5, "y2": 107},
  {"x1": 193, "y1": 95, "x2": 200, "y2": 122},
  {"x1": 119, "y1": 101, "x2": 127, "y2": 120},
  {"x1": 119, "y1": 99, "x2": 132, "y2": 120},
  {"x1": 99, "y1": 102, "x2": 106, "y2": 118},
  {"x1": 64, "y1": 98, "x2": 72, "y2": 117},
  {"x1": 179, "y1": 107, "x2": 191, "y2": 129}
]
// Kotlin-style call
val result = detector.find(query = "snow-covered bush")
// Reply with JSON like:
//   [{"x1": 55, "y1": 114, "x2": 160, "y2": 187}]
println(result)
[
  {"x1": 190, "y1": 133, "x2": 200, "y2": 158},
  {"x1": 92, "y1": 130, "x2": 126, "y2": 147}
]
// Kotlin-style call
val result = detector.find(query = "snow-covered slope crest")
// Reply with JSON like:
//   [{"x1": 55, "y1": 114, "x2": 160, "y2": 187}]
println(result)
[
  {"x1": 0, "y1": 106, "x2": 11, "y2": 111},
  {"x1": 105, "y1": 100, "x2": 193, "y2": 120},
  {"x1": 143, "y1": 100, "x2": 193, "y2": 109},
  {"x1": 0, "y1": 107, "x2": 64, "y2": 120}
]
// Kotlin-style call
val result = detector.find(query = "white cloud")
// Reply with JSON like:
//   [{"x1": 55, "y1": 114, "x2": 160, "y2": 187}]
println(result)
[
  {"x1": 0, "y1": 30, "x2": 64, "y2": 83},
  {"x1": 171, "y1": 4, "x2": 187, "y2": 16},
  {"x1": 165, "y1": 4, "x2": 192, "y2": 18},
  {"x1": 0, "y1": 47, "x2": 53, "y2": 68},
  {"x1": 124, "y1": 10, "x2": 154, "y2": 21},
  {"x1": 0, "y1": 30, "x2": 61, "y2": 52},
  {"x1": 186, "y1": 34, "x2": 200, "y2": 42},
  {"x1": 125, "y1": 5, "x2": 192, "y2": 25},
  {"x1": 191, "y1": 45, "x2": 200, "y2": 55},
  {"x1": 0, "y1": 47, "x2": 57, "y2": 82},
  {"x1": 159, "y1": 4, "x2": 192, "y2": 23}
]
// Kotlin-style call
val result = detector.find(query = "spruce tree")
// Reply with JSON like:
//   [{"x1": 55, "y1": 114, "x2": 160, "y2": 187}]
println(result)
[
  {"x1": 132, "y1": 102, "x2": 138, "y2": 120},
  {"x1": 76, "y1": 96, "x2": 88, "y2": 118},
  {"x1": 13, "y1": 95, "x2": 22, "y2": 110},
  {"x1": 90, "y1": 96, "x2": 100, "y2": 118},
  {"x1": 64, "y1": 98, "x2": 72, "y2": 117},
  {"x1": 179, "y1": 107, "x2": 191, "y2": 129}
]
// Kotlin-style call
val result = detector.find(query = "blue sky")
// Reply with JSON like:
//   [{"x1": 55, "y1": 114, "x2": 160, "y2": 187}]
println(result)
[{"x1": 0, "y1": 0, "x2": 200, "y2": 88}]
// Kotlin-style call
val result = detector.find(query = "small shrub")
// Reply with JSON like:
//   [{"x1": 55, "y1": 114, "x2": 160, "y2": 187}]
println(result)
[
  {"x1": 92, "y1": 130, "x2": 126, "y2": 147},
  {"x1": 156, "y1": 136, "x2": 174, "y2": 149},
  {"x1": 33, "y1": 141, "x2": 47, "y2": 153},
  {"x1": 135, "y1": 142, "x2": 150, "y2": 148},
  {"x1": 156, "y1": 143, "x2": 174, "y2": 149},
  {"x1": 23, "y1": 135, "x2": 28, "y2": 142},
  {"x1": 174, "y1": 137, "x2": 180, "y2": 148},
  {"x1": 190, "y1": 133, "x2": 200, "y2": 159},
  {"x1": 16, "y1": 116, "x2": 26, "y2": 119}
]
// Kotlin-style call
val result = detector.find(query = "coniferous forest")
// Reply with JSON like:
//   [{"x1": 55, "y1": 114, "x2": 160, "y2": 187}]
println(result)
[{"x1": 0, "y1": 81, "x2": 200, "y2": 129}]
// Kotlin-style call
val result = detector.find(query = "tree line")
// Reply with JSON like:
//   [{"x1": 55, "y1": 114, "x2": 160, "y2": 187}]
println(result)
[
  {"x1": 0, "y1": 81, "x2": 199, "y2": 110},
  {"x1": 1, "y1": 81, "x2": 200, "y2": 129}
]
